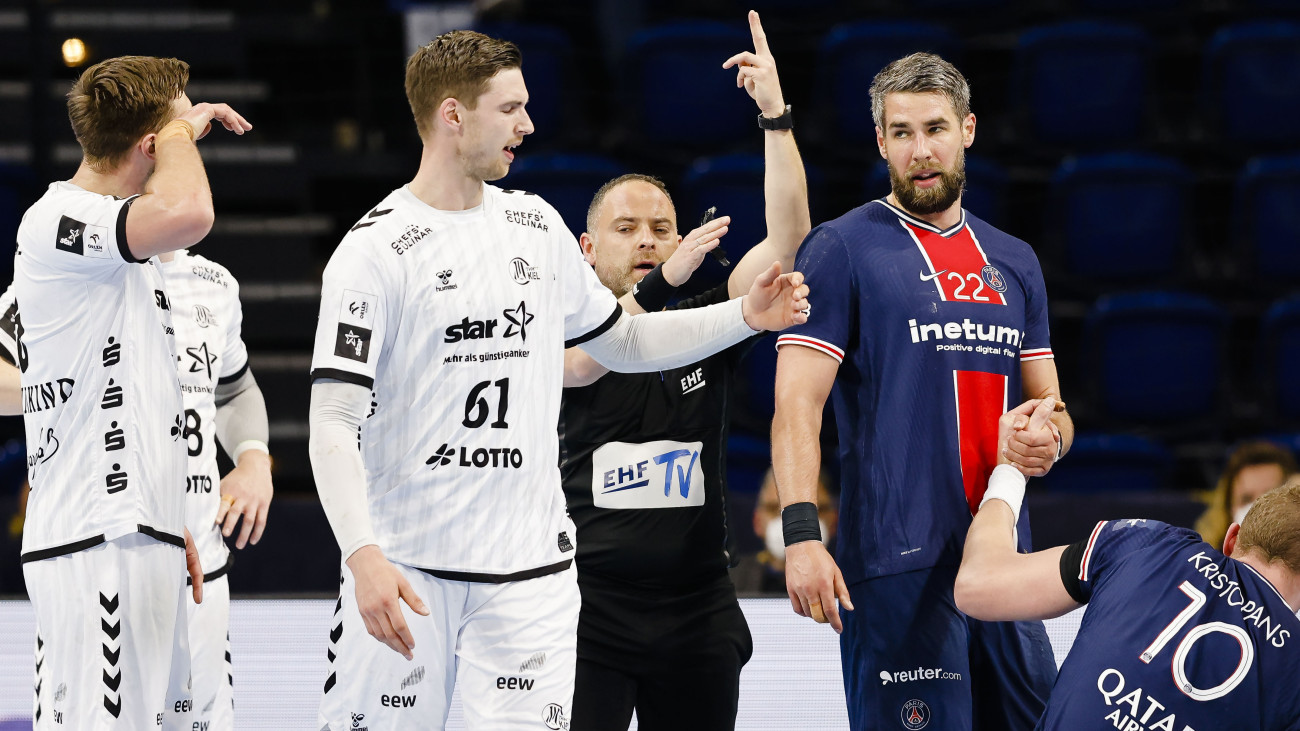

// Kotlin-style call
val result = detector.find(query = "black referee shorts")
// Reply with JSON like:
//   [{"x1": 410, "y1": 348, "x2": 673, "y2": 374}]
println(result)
[{"x1": 571, "y1": 571, "x2": 753, "y2": 731}]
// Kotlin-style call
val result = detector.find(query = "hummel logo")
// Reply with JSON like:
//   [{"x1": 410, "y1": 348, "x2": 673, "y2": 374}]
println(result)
[
  {"x1": 426, "y1": 444, "x2": 453, "y2": 469},
  {"x1": 919, "y1": 269, "x2": 947, "y2": 282}
]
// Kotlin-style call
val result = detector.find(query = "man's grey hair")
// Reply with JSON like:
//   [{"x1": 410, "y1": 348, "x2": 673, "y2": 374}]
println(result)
[{"x1": 869, "y1": 52, "x2": 971, "y2": 130}]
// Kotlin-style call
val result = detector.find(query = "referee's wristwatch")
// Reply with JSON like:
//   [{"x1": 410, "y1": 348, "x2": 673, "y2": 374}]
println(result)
[{"x1": 757, "y1": 104, "x2": 793, "y2": 131}]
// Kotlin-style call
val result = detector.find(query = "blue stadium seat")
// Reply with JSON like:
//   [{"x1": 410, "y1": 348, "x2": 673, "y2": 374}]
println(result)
[
  {"x1": 865, "y1": 155, "x2": 1007, "y2": 228},
  {"x1": 498, "y1": 153, "x2": 624, "y2": 238},
  {"x1": 1203, "y1": 22, "x2": 1300, "y2": 147},
  {"x1": 1083, "y1": 292, "x2": 1228, "y2": 424},
  {"x1": 1261, "y1": 297, "x2": 1300, "y2": 421},
  {"x1": 476, "y1": 23, "x2": 571, "y2": 145},
  {"x1": 1013, "y1": 22, "x2": 1148, "y2": 146},
  {"x1": 1234, "y1": 155, "x2": 1300, "y2": 283},
  {"x1": 626, "y1": 21, "x2": 754, "y2": 148},
  {"x1": 818, "y1": 22, "x2": 957, "y2": 142},
  {"x1": 1037, "y1": 433, "x2": 1172, "y2": 492},
  {"x1": 1049, "y1": 153, "x2": 1188, "y2": 282}
]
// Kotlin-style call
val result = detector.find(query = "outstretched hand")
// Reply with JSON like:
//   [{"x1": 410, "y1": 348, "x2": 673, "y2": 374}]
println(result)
[
  {"x1": 662, "y1": 215, "x2": 730, "y2": 287},
  {"x1": 740, "y1": 261, "x2": 809, "y2": 331},
  {"x1": 722, "y1": 10, "x2": 786, "y2": 118}
]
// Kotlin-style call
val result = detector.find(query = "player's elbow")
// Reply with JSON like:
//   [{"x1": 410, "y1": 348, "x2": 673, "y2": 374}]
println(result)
[{"x1": 953, "y1": 565, "x2": 998, "y2": 621}]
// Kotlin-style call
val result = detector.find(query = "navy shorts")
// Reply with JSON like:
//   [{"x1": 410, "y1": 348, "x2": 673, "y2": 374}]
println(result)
[{"x1": 840, "y1": 563, "x2": 1056, "y2": 731}]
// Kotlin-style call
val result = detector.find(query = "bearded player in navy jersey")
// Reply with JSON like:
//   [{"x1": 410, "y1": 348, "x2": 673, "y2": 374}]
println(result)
[
  {"x1": 771, "y1": 52, "x2": 1075, "y2": 730},
  {"x1": 959, "y1": 399, "x2": 1300, "y2": 731}
]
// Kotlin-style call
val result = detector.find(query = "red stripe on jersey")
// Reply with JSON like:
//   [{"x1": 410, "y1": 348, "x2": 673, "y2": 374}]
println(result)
[
  {"x1": 1020, "y1": 348, "x2": 1054, "y2": 362},
  {"x1": 953, "y1": 370, "x2": 1008, "y2": 515},
  {"x1": 1079, "y1": 520, "x2": 1107, "y2": 581},
  {"x1": 776, "y1": 334, "x2": 845, "y2": 363},
  {"x1": 906, "y1": 222, "x2": 1008, "y2": 306}
]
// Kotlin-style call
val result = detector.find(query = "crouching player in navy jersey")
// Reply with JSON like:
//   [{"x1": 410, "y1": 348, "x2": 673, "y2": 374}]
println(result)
[
  {"x1": 959, "y1": 397, "x2": 1300, "y2": 731},
  {"x1": 772, "y1": 52, "x2": 1073, "y2": 730}
]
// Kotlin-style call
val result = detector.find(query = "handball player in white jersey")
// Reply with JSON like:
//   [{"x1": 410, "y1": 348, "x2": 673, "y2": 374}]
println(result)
[
  {"x1": 11, "y1": 55, "x2": 251, "y2": 729},
  {"x1": 308, "y1": 30, "x2": 811, "y2": 730},
  {"x1": 0, "y1": 250, "x2": 270, "y2": 730}
]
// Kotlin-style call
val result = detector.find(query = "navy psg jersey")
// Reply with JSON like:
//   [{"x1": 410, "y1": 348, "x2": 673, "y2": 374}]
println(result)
[
  {"x1": 777, "y1": 200, "x2": 1053, "y2": 584},
  {"x1": 1046, "y1": 520, "x2": 1300, "y2": 731}
]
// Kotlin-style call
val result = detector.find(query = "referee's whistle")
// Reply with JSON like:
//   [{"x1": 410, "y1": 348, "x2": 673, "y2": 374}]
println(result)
[{"x1": 699, "y1": 206, "x2": 731, "y2": 267}]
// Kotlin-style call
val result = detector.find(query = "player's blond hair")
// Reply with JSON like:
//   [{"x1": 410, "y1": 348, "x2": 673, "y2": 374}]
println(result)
[
  {"x1": 66, "y1": 56, "x2": 190, "y2": 173},
  {"x1": 405, "y1": 30, "x2": 522, "y2": 140},
  {"x1": 869, "y1": 52, "x2": 971, "y2": 131},
  {"x1": 586, "y1": 174, "x2": 676, "y2": 235},
  {"x1": 1236, "y1": 476, "x2": 1300, "y2": 574}
]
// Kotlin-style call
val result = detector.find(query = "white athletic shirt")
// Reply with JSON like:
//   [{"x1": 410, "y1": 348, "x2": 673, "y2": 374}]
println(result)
[
  {"x1": 12, "y1": 181, "x2": 187, "y2": 561},
  {"x1": 157, "y1": 250, "x2": 249, "y2": 575},
  {"x1": 310, "y1": 184, "x2": 619, "y2": 578}
]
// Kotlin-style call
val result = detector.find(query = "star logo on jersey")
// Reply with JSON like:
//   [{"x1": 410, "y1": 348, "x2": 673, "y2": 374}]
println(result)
[
  {"x1": 335, "y1": 324, "x2": 372, "y2": 362},
  {"x1": 900, "y1": 699, "x2": 931, "y2": 729},
  {"x1": 186, "y1": 343, "x2": 218, "y2": 380},
  {"x1": 55, "y1": 216, "x2": 85, "y2": 255},
  {"x1": 425, "y1": 444, "x2": 454, "y2": 469},
  {"x1": 502, "y1": 302, "x2": 534, "y2": 342}
]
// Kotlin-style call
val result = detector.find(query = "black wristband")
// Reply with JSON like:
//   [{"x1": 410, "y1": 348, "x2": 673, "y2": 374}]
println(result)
[
  {"x1": 757, "y1": 104, "x2": 794, "y2": 131},
  {"x1": 631, "y1": 264, "x2": 677, "y2": 312},
  {"x1": 781, "y1": 501, "x2": 821, "y2": 547}
]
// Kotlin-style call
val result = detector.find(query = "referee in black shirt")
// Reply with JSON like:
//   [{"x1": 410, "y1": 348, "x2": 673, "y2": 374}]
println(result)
[{"x1": 560, "y1": 12, "x2": 810, "y2": 729}]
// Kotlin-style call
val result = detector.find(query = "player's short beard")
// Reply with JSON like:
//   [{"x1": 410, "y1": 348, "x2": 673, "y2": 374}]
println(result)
[{"x1": 888, "y1": 152, "x2": 966, "y2": 216}]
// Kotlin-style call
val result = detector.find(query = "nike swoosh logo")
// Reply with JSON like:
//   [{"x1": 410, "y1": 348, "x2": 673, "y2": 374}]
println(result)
[{"x1": 919, "y1": 269, "x2": 948, "y2": 282}]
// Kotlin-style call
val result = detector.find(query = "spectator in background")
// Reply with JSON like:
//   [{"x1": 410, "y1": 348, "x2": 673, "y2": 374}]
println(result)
[
  {"x1": 1196, "y1": 440, "x2": 1297, "y2": 550},
  {"x1": 732, "y1": 468, "x2": 837, "y2": 595}
]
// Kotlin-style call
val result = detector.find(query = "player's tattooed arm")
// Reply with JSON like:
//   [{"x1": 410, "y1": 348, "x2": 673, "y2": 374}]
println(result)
[
  {"x1": 0, "y1": 357, "x2": 19, "y2": 416},
  {"x1": 1005, "y1": 358, "x2": 1074, "y2": 476},
  {"x1": 956, "y1": 399, "x2": 1079, "y2": 622},
  {"x1": 772, "y1": 344, "x2": 854, "y2": 632},
  {"x1": 724, "y1": 10, "x2": 811, "y2": 299}
]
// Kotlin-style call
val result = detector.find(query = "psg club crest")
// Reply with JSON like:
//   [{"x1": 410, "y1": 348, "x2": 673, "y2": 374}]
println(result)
[
  {"x1": 980, "y1": 264, "x2": 1007, "y2": 293},
  {"x1": 900, "y1": 699, "x2": 931, "y2": 730}
]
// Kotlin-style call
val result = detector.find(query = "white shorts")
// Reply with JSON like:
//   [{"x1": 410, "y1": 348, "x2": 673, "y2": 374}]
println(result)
[
  {"x1": 319, "y1": 561, "x2": 579, "y2": 731},
  {"x1": 25, "y1": 533, "x2": 194, "y2": 730},
  {"x1": 187, "y1": 573, "x2": 233, "y2": 730}
]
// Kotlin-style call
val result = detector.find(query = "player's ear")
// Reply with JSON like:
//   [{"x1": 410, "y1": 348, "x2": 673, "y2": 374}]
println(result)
[
  {"x1": 963, "y1": 113, "x2": 976, "y2": 148},
  {"x1": 578, "y1": 232, "x2": 597, "y2": 266},
  {"x1": 1222, "y1": 522, "x2": 1241, "y2": 556},
  {"x1": 437, "y1": 97, "x2": 462, "y2": 132},
  {"x1": 140, "y1": 132, "x2": 158, "y2": 162},
  {"x1": 875, "y1": 126, "x2": 887, "y2": 159}
]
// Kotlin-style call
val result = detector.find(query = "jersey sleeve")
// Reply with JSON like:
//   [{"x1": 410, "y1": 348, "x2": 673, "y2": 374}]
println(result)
[
  {"x1": 310, "y1": 246, "x2": 392, "y2": 389},
  {"x1": 0, "y1": 284, "x2": 17, "y2": 366},
  {"x1": 1059, "y1": 519, "x2": 1196, "y2": 603},
  {"x1": 218, "y1": 274, "x2": 250, "y2": 383},
  {"x1": 558, "y1": 225, "x2": 621, "y2": 347},
  {"x1": 1019, "y1": 251, "x2": 1053, "y2": 363},
  {"x1": 775, "y1": 225, "x2": 853, "y2": 363},
  {"x1": 23, "y1": 194, "x2": 143, "y2": 274}
]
